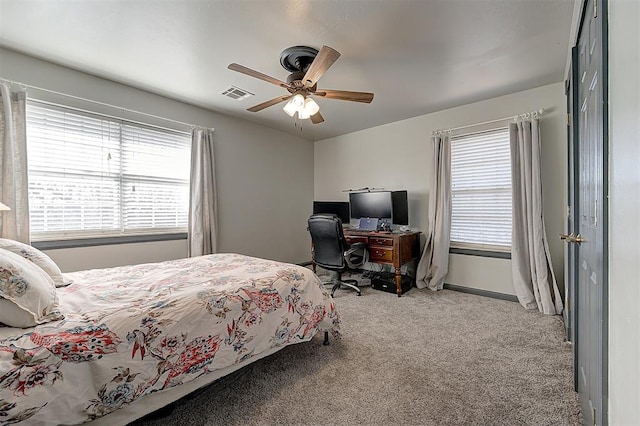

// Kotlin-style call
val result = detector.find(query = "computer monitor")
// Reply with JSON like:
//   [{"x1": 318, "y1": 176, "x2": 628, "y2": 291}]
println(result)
[
  {"x1": 349, "y1": 191, "x2": 393, "y2": 220},
  {"x1": 312, "y1": 201, "x2": 350, "y2": 223},
  {"x1": 391, "y1": 190, "x2": 409, "y2": 225}
]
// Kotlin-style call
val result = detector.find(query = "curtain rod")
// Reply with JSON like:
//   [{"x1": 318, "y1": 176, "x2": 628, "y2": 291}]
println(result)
[
  {"x1": 0, "y1": 77, "x2": 213, "y2": 132},
  {"x1": 433, "y1": 108, "x2": 544, "y2": 135}
]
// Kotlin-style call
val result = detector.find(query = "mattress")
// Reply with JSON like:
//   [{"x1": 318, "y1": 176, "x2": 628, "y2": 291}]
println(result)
[{"x1": 0, "y1": 253, "x2": 340, "y2": 425}]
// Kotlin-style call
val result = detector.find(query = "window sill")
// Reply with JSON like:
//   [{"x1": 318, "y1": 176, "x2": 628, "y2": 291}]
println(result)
[
  {"x1": 449, "y1": 247, "x2": 511, "y2": 259},
  {"x1": 32, "y1": 233, "x2": 188, "y2": 250}
]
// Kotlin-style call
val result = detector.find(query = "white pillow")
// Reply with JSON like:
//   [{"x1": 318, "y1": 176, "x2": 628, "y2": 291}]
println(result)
[
  {"x1": 0, "y1": 248, "x2": 64, "y2": 328},
  {"x1": 0, "y1": 238, "x2": 71, "y2": 287}
]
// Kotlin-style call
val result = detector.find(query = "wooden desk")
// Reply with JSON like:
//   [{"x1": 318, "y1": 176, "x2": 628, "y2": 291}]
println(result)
[{"x1": 344, "y1": 229, "x2": 421, "y2": 297}]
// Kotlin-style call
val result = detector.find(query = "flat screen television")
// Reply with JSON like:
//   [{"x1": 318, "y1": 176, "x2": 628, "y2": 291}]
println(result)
[
  {"x1": 391, "y1": 190, "x2": 409, "y2": 225},
  {"x1": 312, "y1": 201, "x2": 350, "y2": 223},
  {"x1": 349, "y1": 191, "x2": 393, "y2": 220}
]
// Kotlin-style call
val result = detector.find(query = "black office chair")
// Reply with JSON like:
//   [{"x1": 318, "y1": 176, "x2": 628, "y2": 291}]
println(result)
[{"x1": 308, "y1": 214, "x2": 368, "y2": 297}]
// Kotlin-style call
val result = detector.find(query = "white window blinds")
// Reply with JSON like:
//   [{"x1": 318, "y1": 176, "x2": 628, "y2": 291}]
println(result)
[
  {"x1": 26, "y1": 102, "x2": 190, "y2": 240},
  {"x1": 450, "y1": 128, "x2": 512, "y2": 250}
]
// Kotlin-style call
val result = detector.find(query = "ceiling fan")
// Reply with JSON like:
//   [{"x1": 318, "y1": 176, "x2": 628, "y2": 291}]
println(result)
[{"x1": 228, "y1": 45, "x2": 374, "y2": 124}]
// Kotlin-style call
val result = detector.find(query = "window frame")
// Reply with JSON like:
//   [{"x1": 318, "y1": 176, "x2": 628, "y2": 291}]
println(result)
[
  {"x1": 31, "y1": 233, "x2": 188, "y2": 250},
  {"x1": 449, "y1": 126, "x2": 512, "y2": 254},
  {"x1": 26, "y1": 100, "x2": 192, "y2": 243}
]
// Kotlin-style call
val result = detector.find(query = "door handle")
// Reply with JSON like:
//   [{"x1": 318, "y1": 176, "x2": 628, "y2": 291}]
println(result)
[
  {"x1": 573, "y1": 234, "x2": 587, "y2": 244},
  {"x1": 559, "y1": 233, "x2": 587, "y2": 244},
  {"x1": 559, "y1": 233, "x2": 576, "y2": 242}
]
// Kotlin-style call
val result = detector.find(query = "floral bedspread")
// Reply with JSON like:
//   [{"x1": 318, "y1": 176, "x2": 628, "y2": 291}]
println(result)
[{"x1": 0, "y1": 254, "x2": 340, "y2": 425}]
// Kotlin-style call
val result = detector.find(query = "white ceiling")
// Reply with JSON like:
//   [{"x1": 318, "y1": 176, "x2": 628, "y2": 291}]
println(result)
[{"x1": 0, "y1": 0, "x2": 575, "y2": 141}]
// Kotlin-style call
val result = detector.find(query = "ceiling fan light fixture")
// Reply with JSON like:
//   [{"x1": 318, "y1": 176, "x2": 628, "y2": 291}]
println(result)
[
  {"x1": 283, "y1": 93, "x2": 305, "y2": 117},
  {"x1": 283, "y1": 94, "x2": 319, "y2": 120}
]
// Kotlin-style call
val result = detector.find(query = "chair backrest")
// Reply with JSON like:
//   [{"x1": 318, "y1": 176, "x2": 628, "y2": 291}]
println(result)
[{"x1": 308, "y1": 214, "x2": 348, "y2": 272}]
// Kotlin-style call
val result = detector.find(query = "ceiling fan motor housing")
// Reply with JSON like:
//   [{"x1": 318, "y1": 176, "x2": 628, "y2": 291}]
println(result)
[
  {"x1": 285, "y1": 73, "x2": 317, "y2": 92},
  {"x1": 286, "y1": 71, "x2": 305, "y2": 84}
]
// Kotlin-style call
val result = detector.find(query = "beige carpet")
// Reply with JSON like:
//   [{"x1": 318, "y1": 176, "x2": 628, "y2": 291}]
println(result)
[{"x1": 133, "y1": 279, "x2": 582, "y2": 425}]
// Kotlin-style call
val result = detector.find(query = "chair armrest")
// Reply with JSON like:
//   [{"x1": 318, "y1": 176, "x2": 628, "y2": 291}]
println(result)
[
  {"x1": 344, "y1": 243, "x2": 369, "y2": 268},
  {"x1": 348, "y1": 242, "x2": 368, "y2": 250}
]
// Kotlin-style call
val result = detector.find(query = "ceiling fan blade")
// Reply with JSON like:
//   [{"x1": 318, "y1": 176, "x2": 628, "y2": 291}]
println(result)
[
  {"x1": 310, "y1": 111, "x2": 325, "y2": 124},
  {"x1": 314, "y1": 89, "x2": 374, "y2": 103},
  {"x1": 228, "y1": 63, "x2": 290, "y2": 88},
  {"x1": 302, "y1": 46, "x2": 341, "y2": 88},
  {"x1": 247, "y1": 95, "x2": 292, "y2": 112}
]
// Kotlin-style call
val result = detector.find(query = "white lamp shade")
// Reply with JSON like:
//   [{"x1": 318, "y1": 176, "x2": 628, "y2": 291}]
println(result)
[
  {"x1": 298, "y1": 109, "x2": 311, "y2": 120},
  {"x1": 0, "y1": 202, "x2": 10, "y2": 211},
  {"x1": 283, "y1": 99, "x2": 297, "y2": 117},
  {"x1": 291, "y1": 94, "x2": 305, "y2": 108},
  {"x1": 303, "y1": 98, "x2": 320, "y2": 116}
]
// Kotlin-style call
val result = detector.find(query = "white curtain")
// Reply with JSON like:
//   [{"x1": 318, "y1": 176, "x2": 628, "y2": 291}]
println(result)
[
  {"x1": 188, "y1": 128, "x2": 218, "y2": 257},
  {"x1": 416, "y1": 133, "x2": 451, "y2": 291},
  {"x1": 510, "y1": 120, "x2": 563, "y2": 315},
  {"x1": 0, "y1": 84, "x2": 29, "y2": 243}
]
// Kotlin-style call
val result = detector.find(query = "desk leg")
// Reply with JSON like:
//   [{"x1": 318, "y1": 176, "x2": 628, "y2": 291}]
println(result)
[{"x1": 395, "y1": 269, "x2": 402, "y2": 297}]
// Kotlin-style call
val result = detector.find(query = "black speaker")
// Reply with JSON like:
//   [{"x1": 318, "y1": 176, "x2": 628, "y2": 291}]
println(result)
[
  {"x1": 391, "y1": 190, "x2": 408, "y2": 225},
  {"x1": 371, "y1": 272, "x2": 413, "y2": 295}
]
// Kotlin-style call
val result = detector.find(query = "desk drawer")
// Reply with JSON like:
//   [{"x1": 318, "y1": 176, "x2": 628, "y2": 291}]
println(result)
[
  {"x1": 369, "y1": 237, "x2": 393, "y2": 247},
  {"x1": 369, "y1": 247, "x2": 393, "y2": 262},
  {"x1": 345, "y1": 236, "x2": 368, "y2": 245}
]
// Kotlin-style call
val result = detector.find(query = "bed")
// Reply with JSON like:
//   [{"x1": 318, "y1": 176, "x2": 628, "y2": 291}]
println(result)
[{"x1": 0, "y1": 252, "x2": 340, "y2": 425}]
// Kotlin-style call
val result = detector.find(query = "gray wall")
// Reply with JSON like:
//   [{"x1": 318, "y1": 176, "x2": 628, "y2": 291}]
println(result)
[
  {"x1": 0, "y1": 47, "x2": 315, "y2": 271},
  {"x1": 314, "y1": 83, "x2": 567, "y2": 296},
  {"x1": 608, "y1": 0, "x2": 640, "y2": 423}
]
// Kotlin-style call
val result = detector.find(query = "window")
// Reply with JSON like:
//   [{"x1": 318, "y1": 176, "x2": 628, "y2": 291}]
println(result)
[
  {"x1": 450, "y1": 128, "x2": 511, "y2": 251},
  {"x1": 26, "y1": 101, "x2": 191, "y2": 241}
]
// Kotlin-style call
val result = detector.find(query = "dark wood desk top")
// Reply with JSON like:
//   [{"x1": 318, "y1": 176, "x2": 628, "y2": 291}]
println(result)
[{"x1": 343, "y1": 229, "x2": 421, "y2": 238}]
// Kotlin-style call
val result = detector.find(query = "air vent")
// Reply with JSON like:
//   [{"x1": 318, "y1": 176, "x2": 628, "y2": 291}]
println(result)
[{"x1": 221, "y1": 85, "x2": 254, "y2": 101}]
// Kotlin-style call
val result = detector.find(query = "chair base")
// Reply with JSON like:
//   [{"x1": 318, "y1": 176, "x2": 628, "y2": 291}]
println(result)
[{"x1": 331, "y1": 279, "x2": 361, "y2": 297}]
